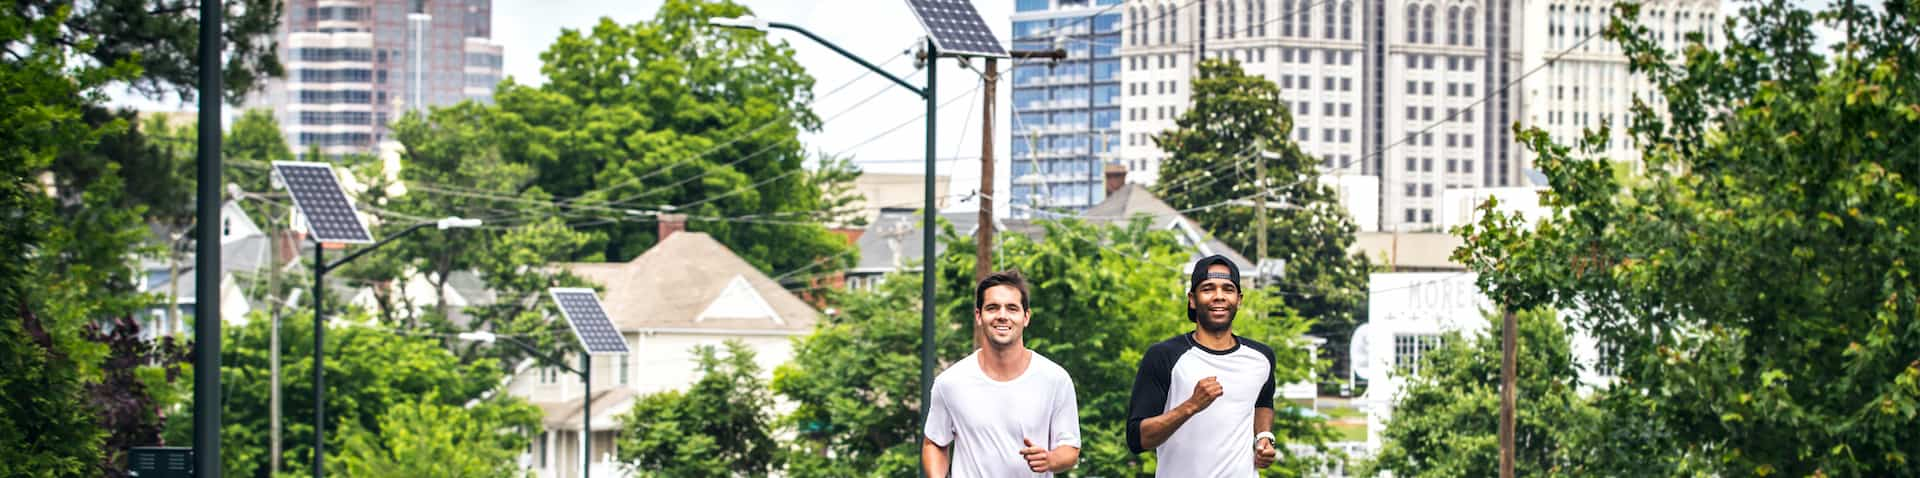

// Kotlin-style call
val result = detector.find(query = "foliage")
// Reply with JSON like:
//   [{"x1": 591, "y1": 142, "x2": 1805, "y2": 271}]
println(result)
[
  {"x1": 19, "y1": 0, "x2": 286, "y2": 104},
  {"x1": 1149, "y1": 59, "x2": 1371, "y2": 384},
  {"x1": 1454, "y1": 1, "x2": 1920, "y2": 475},
  {"x1": 617, "y1": 341, "x2": 780, "y2": 477},
  {"x1": 330, "y1": 392, "x2": 541, "y2": 478},
  {"x1": 775, "y1": 218, "x2": 1334, "y2": 476},
  {"x1": 1360, "y1": 309, "x2": 1602, "y2": 477},
  {"x1": 82, "y1": 317, "x2": 191, "y2": 478},
  {"x1": 161, "y1": 310, "x2": 530, "y2": 477},
  {"x1": 396, "y1": 0, "x2": 855, "y2": 274}
]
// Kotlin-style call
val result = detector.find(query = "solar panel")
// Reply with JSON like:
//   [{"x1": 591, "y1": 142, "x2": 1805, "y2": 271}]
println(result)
[
  {"x1": 904, "y1": 0, "x2": 1007, "y2": 58},
  {"x1": 273, "y1": 161, "x2": 373, "y2": 244},
  {"x1": 549, "y1": 288, "x2": 629, "y2": 355}
]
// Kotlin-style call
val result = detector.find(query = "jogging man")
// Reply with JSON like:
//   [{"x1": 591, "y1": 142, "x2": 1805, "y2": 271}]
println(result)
[
  {"x1": 1125, "y1": 255, "x2": 1282, "y2": 476},
  {"x1": 924, "y1": 270, "x2": 1082, "y2": 477}
]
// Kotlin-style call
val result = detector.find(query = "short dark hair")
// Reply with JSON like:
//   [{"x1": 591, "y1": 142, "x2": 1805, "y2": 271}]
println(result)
[{"x1": 974, "y1": 270, "x2": 1031, "y2": 312}]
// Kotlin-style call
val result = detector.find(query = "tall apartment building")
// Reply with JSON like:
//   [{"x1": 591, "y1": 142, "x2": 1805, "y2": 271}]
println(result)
[
  {"x1": 1103, "y1": 0, "x2": 1715, "y2": 231},
  {"x1": 1519, "y1": 0, "x2": 1721, "y2": 171},
  {"x1": 254, "y1": 0, "x2": 503, "y2": 158},
  {"x1": 1009, "y1": 0, "x2": 1125, "y2": 216}
]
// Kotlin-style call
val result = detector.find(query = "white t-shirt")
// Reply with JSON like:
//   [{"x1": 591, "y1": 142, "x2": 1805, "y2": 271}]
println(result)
[
  {"x1": 1125, "y1": 333, "x2": 1279, "y2": 478},
  {"x1": 924, "y1": 349, "x2": 1082, "y2": 477}
]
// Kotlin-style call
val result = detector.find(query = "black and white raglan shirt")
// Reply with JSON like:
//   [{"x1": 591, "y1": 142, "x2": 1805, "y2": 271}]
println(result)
[{"x1": 1126, "y1": 332, "x2": 1278, "y2": 478}]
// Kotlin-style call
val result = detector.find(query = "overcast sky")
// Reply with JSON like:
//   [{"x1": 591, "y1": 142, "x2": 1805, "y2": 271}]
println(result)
[{"x1": 111, "y1": 0, "x2": 1854, "y2": 216}]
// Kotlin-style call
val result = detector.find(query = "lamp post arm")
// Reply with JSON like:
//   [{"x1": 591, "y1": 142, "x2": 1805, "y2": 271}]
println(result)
[
  {"x1": 500, "y1": 335, "x2": 582, "y2": 376},
  {"x1": 766, "y1": 21, "x2": 927, "y2": 98},
  {"x1": 320, "y1": 222, "x2": 432, "y2": 272}
]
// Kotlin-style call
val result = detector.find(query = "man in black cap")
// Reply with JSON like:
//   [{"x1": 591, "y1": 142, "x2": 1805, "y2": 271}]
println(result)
[{"x1": 1123, "y1": 255, "x2": 1281, "y2": 477}]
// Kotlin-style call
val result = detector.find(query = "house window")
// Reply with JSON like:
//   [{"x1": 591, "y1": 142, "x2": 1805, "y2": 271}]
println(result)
[
  {"x1": 620, "y1": 354, "x2": 630, "y2": 385},
  {"x1": 1395, "y1": 334, "x2": 1443, "y2": 372},
  {"x1": 536, "y1": 431, "x2": 548, "y2": 467}
]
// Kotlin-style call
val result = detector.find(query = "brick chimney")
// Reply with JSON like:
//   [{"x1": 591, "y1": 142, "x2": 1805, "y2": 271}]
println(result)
[
  {"x1": 657, "y1": 213, "x2": 688, "y2": 240},
  {"x1": 1104, "y1": 163, "x2": 1129, "y2": 195}
]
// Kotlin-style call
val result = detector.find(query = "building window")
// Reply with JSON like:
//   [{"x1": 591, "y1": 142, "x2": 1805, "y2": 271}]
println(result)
[
  {"x1": 1447, "y1": 7, "x2": 1461, "y2": 45},
  {"x1": 1464, "y1": 7, "x2": 1477, "y2": 45},
  {"x1": 1447, "y1": 159, "x2": 1458, "y2": 173},
  {"x1": 1405, "y1": 157, "x2": 1417, "y2": 171},
  {"x1": 1406, "y1": 81, "x2": 1417, "y2": 94},
  {"x1": 1341, "y1": 1, "x2": 1354, "y2": 39},
  {"x1": 1324, "y1": 0, "x2": 1337, "y2": 38},
  {"x1": 619, "y1": 355, "x2": 630, "y2": 384},
  {"x1": 1405, "y1": 184, "x2": 1418, "y2": 196},
  {"x1": 1422, "y1": 208, "x2": 1434, "y2": 223},
  {"x1": 1294, "y1": 0, "x2": 1311, "y2": 40},
  {"x1": 1404, "y1": 208, "x2": 1417, "y2": 223},
  {"x1": 1406, "y1": 106, "x2": 1417, "y2": 120},
  {"x1": 1423, "y1": 5, "x2": 1437, "y2": 44},
  {"x1": 1423, "y1": 158, "x2": 1434, "y2": 172},
  {"x1": 1282, "y1": 0, "x2": 1297, "y2": 36},
  {"x1": 1405, "y1": 5, "x2": 1419, "y2": 43},
  {"x1": 1422, "y1": 183, "x2": 1434, "y2": 197}
]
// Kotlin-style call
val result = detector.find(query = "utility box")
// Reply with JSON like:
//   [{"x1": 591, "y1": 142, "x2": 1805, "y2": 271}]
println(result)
[{"x1": 128, "y1": 447, "x2": 193, "y2": 478}]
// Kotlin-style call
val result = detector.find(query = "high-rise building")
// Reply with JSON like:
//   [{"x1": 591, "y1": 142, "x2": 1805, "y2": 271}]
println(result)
[
  {"x1": 1518, "y1": 0, "x2": 1721, "y2": 172},
  {"x1": 1102, "y1": 0, "x2": 1715, "y2": 232},
  {"x1": 255, "y1": 0, "x2": 503, "y2": 158},
  {"x1": 1009, "y1": 0, "x2": 1125, "y2": 216}
]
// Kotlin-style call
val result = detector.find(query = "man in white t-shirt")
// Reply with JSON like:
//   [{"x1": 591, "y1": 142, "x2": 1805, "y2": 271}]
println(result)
[
  {"x1": 1125, "y1": 255, "x2": 1283, "y2": 477},
  {"x1": 923, "y1": 270, "x2": 1082, "y2": 477}
]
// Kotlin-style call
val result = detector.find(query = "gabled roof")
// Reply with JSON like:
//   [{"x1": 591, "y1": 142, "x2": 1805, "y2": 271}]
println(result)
[
  {"x1": 1084, "y1": 184, "x2": 1257, "y2": 272},
  {"x1": 561, "y1": 232, "x2": 816, "y2": 333}
]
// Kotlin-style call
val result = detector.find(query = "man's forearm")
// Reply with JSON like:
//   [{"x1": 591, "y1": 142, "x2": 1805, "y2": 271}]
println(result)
[
  {"x1": 1137, "y1": 402, "x2": 1199, "y2": 450},
  {"x1": 1047, "y1": 446, "x2": 1082, "y2": 473},
  {"x1": 921, "y1": 438, "x2": 950, "y2": 478},
  {"x1": 1254, "y1": 407, "x2": 1274, "y2": 437}
]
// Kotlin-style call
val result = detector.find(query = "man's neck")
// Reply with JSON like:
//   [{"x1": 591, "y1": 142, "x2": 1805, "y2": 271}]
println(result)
[
  {"x1": 977, "y1": 343, "x2": 1032, "y2": 382},
  {"x1": 1191, "y1": 327, "x2": 1237, "y2": 351}
]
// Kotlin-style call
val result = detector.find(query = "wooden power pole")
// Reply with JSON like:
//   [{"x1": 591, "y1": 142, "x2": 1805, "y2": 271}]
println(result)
[{"x1": 1499, "y1": 308, "x2": 1517, "y2": 478}]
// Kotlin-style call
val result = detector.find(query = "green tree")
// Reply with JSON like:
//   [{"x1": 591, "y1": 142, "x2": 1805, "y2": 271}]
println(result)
[
  {"x1": 330, "y1": 391, "x2": 541, "y2": 478},
  {"x1": 617, "y1": 341, "x2": 780, "y2": 477},
  {"x1": 1455, "y1": 1, "x2": 1920, "y2": 475},
  {"x1": 775, "y1": 218, "x2": 1335, "y2": 477},
  {"x1": 420, "y1": 0, "x2": 855, "y2": 274},
  {"x1": 1150, "y1": 59, "x2": 1370, "y2": 385},
  {"x1": 160, "y1": 310, "x2": 537, "y2": 477},
  {"x1": 1360, "y1": 309, "x2": 1603, "y2": 477}
]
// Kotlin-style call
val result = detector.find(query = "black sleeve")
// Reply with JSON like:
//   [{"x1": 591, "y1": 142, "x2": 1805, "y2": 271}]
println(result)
[
  {"x1": 1246, "y1": 338, "x2": 1279, "y2": 410},
  {"x1": 1126, "y1": 338, "x2": 1186, "y2": 454}
]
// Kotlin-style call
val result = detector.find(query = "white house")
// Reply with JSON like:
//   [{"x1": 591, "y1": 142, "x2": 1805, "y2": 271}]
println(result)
[
  {"x1": 501, "y1": 224, "x2": 819, "y2": 478},
  {"x1": 1351, "y1": 271, "x2": 1608, "y2": 448},
  {"x1": 136, "y1": 200, "x2": 275, "y2": 339}
]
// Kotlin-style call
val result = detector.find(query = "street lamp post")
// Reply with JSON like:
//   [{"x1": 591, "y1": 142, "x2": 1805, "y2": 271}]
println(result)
[
  {"x1": 456, "y1": 331, "x2": 596, "y2": 478},
  {"x1": 311, "y1": 216, "x2": 481, "y2": 478},
  {"x1": 709, "y1": 14, "x2": 944, "y2": 435}
]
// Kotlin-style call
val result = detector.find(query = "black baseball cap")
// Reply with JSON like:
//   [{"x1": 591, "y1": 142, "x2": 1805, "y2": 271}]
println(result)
[{"x1": 1187, "y1": 255, "x2": 1241, "y2": 322}]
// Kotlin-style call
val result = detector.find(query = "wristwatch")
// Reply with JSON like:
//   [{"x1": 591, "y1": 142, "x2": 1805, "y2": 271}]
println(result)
[{"x1": 1254, "y1": 431, "x2": 1276, "y2": 446}]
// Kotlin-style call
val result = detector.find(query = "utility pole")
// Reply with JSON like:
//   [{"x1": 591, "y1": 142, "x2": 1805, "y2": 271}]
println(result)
[
  {"x1": 1255, "y1": 148, "x2": 1269, "y2": 287},
  {"x1": 976, "y1": 57, "x2": 996, "y2": 285},
  {"x1": 1499, "y1": 307, "x2": 1517, "y2": 478}
]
